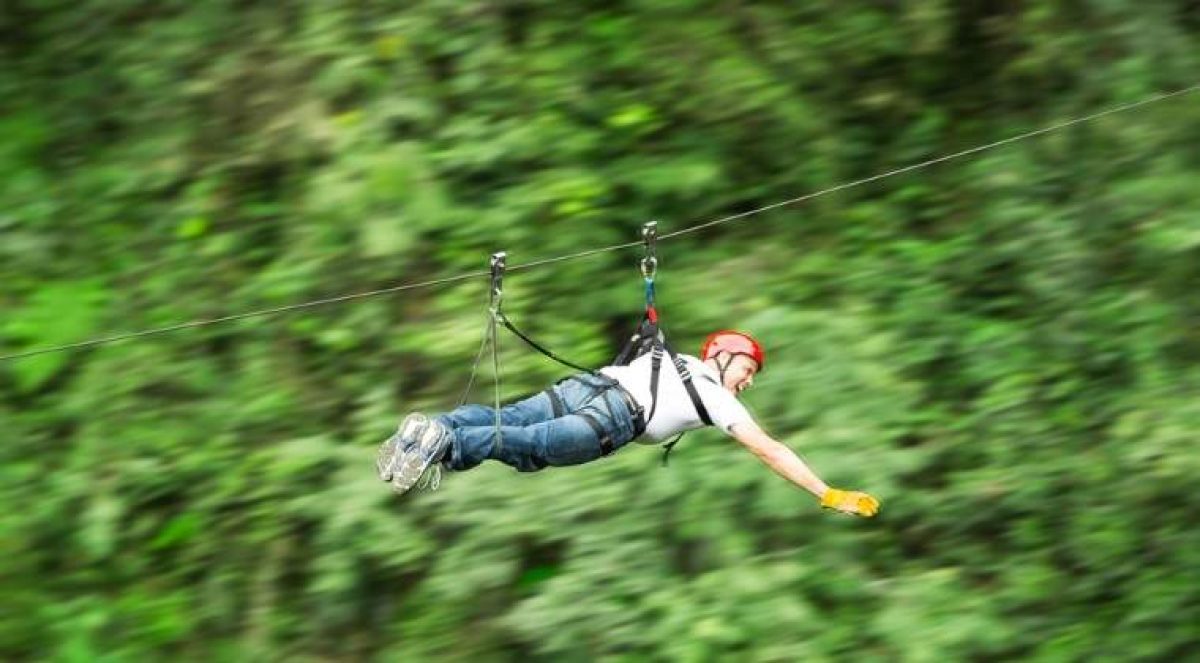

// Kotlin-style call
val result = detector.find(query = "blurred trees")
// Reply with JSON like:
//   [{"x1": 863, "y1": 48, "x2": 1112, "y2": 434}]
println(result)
[{"x1": 2, "y1": 1, "x2": 1199, "y2": 660}]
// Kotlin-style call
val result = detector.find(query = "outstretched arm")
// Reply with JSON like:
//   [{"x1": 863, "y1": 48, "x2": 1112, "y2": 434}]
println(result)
[{"x1": 730, "y1": 421, "x2": 879, "y2": 517}]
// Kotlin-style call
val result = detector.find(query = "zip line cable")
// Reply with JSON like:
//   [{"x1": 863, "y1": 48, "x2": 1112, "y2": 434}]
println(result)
[
  {"x1": 0, "y1": 271, "x2": 490, "y2": 361},
  {"x1": 2, "y1": 83, "x2": 1197, "y2": 364},
  {"x1": 658, "y1": 82, "x2": 1200, "y2": 241}
]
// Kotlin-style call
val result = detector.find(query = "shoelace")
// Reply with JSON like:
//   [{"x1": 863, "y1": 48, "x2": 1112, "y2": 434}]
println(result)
[{"x1": 417, "y1": 464, "x2": 442, "y2": 491}]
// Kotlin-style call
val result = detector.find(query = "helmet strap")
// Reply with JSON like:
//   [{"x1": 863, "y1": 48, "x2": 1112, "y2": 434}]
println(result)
[{"x1": 716, "y1": 353, "x2": 734, "y2": 386}]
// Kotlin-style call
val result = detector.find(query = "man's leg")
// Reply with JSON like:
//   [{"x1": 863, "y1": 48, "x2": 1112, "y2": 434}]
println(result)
[
  {"x1": 377, "y1": 375, "x2": 629, "y2": 489},
  {"x1": 445, "y1": 375, "x2": 640, "y2": 472},
  {"x1": 446, "y1": 414, "x2": 612, "y2": 472},
  {"x1": 435, "y1": 389, "x2": 556, "y2": 432},
  {"x1": 377, "y1": 380, "x2": 570, "y2": 484}
]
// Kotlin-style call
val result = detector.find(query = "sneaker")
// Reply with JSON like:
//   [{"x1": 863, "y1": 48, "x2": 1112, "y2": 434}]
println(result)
[
  {"x1": 375, "y1": 424, "x2": 406, "y2": 482},
  {"x1": 388, "y1": 413, "x2": 452, "y2": 495}
]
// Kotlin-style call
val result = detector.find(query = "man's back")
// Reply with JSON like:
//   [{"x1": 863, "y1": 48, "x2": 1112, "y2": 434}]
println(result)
[{"x1": 600, "y1": 352, "x2": 752, "y2": 442}]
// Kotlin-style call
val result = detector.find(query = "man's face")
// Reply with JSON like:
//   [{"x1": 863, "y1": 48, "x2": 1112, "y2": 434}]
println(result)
[{"x1": 720, "y1": 353, "x2": 759, "y2": 395}]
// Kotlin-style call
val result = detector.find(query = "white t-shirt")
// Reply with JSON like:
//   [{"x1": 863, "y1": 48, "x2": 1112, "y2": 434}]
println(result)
[{"x1": 600, "y1": 352, "x2": 753, "y2": 442}]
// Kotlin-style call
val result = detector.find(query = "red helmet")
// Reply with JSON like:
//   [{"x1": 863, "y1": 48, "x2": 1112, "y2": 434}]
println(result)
[{"x1": 700, "y1": 330, "x2": 765, "y2": 372}]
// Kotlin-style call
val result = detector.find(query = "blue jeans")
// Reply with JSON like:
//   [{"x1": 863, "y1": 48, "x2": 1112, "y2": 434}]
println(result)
[{"x1": 436, "y1": 374, "x2": 641, "y2": 472}]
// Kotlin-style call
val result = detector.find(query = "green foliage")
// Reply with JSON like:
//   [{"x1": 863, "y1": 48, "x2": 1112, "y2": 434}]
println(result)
[{"x1": 3, "y1": 1, "x2": 1200, "y2": 660}]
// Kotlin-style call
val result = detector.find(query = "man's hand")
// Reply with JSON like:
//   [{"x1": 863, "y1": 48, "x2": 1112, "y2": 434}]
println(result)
[{"x1": 820, "y1": 489, "x2": 880, "y2": 517}]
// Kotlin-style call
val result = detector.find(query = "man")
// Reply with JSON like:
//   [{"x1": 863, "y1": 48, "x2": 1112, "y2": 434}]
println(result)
[{"x1": 376, "y1": 330, "x2": 879, "y2": 517}]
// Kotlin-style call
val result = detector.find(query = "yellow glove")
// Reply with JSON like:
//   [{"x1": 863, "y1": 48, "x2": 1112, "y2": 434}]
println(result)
[{"x1": 820, "y1": 488, "x2": 880, "y2": 517}]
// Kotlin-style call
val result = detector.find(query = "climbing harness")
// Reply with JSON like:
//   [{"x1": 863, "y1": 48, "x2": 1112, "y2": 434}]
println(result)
[
  {"x1": 478, "y1": 249, "x2": 629, "y2": 456},
  {"x1": 470, "y1": 221, "x2": 715, "y2": 465},
  {"x1": 609, "y1": 222, "x2": 714, "y2": 464}
]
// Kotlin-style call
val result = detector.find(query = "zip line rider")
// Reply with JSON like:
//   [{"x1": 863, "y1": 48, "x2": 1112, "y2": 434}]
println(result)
[{"x1": 376, "y1": 329, "x2": 880, "y2": 518}]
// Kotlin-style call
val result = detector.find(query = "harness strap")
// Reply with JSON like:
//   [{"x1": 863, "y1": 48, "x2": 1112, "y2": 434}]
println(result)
[
  {"x1": 642, "y1": 337, "x2": 711, "y2": 427},
  {"x1": 613, "y1": 331, "x2": 640, "y2": 366},
  {"x1": 546, "y1": 387, "x2": 565, "y2": 418},
  {"x1": 645, "y1": 342, "x2": 665, "y2": 425},
  {"x1": 577, "y1": 412, "x2": 615, "y2": 455},
  {"x1": 668, "y1": 345, "x2": 713, "y2": 426},
  {"x1": 613, "y1": 313, "x2": 657, "y2": 367},
  {"x1": 658, "y1": 352, "x2": 717, "y2": 465},
  {"x1": 498, "y1": 310, "x2": 594, "y2": 374},
  {"x1": 661, "y1": 433, "x2": 686, "y2": 466}
]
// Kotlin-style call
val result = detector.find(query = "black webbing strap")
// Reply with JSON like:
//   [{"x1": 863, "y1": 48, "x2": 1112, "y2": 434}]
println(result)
[
  {"x1": 613, "y1": 326, "x2": 639, "y2": 366},
  {"x1": 546, "y1": 387, "x2": 565, "y2": 418},
  {"x1": 657, "y1": 343, "x2": 716, "y2": 465},
  {"x1": 644, "y1": 342, "x2": 665, "y2": 426},
  {"x1": 577, "y1": 412, "x2": 615, "y2": 455},
  {"x1": 642, "y1": 336, "x2": 712, "y2": 430},
  {"x1": 667, "y1": 343, "x2": 713, "y2": 426},
  {"x1": 661, "y1": 433, "x2": 686, "y2": 466},
  {"x1": 613, "y1": 315, "x2": 654, "y2": 366},
  {"x1": 621, "y1": 327, "x2": 715, "y2": 465},
  {"x1": 497, "y1": 310, "x2": 594, "y2": 374}
]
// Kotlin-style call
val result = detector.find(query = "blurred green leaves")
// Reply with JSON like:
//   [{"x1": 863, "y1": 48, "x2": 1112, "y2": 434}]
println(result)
[
  {"x1": 4, "y1": 1, "x2": 1200, "y2": 661},
  {"x1": 3, "y1": 280, "x2": 108, "y2": 393}
]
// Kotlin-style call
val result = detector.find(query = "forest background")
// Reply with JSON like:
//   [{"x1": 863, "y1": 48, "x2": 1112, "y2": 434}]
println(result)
[{"x1": 3, "y1": 1, "x2": 1199, "y2": 661}]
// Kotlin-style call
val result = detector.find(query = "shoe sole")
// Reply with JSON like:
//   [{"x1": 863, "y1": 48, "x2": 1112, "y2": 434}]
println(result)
[
  {"x1": 376, "y1": 413, "x2": 433, "y2": 482},
  {"x1": 390, "y1": 414, "x2": 447, "y2": 494},
  {"x1": 376, "y1": 430, "x2": 403, "y2": 482}
]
